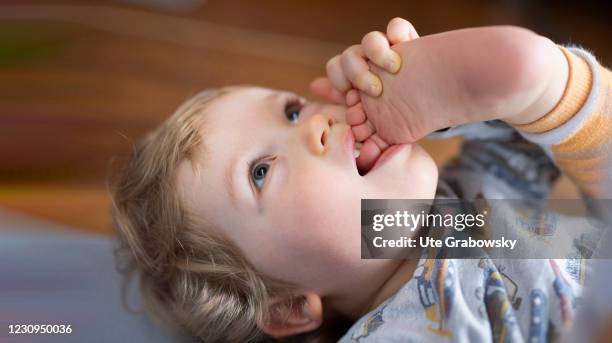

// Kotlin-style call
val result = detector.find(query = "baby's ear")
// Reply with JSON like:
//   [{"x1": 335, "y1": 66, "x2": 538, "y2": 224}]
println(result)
[{"x1": 258, "y1": 292, "x2": 323, "y2": 338}]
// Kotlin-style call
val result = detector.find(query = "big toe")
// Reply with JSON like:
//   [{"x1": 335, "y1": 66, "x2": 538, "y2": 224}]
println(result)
[{"x1": 357, "y1": 138, "x2": 382, "y2": 174}]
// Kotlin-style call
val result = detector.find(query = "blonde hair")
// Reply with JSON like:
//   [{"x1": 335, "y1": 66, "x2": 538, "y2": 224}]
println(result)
[{"x1": 110, "y1": 88, "x2": 349, "y2": 343}]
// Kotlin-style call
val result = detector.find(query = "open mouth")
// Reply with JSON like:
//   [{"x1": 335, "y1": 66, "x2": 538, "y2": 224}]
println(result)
[
  {"x1": 345, "y1": 126, "x2": 408, "y2": 176},
  {"x1": 350, "y1": 136, "x2": 409, "y2": 176},
  {"x1": 345, "y1": 127, "x2": 382, "y2": 176},
  {"x1": 356, "y1": 145, "x2": 395, "y2": 176},
  {"x1": 367, "y1": 144, "x2": 407, "y2": 173}
]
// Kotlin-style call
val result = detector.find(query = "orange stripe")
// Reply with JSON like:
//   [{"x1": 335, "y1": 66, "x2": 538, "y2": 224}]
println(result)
[{"x1": 515, "y1": 47, "x2": 592, "y2": 133}]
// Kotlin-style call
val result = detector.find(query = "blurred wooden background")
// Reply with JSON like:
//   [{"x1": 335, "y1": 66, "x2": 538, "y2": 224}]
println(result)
[{"x1": 0, "y1": 0, "x2": 610, "y2": 234}]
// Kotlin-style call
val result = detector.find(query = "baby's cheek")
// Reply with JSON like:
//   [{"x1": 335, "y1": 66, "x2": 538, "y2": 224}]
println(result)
[{"x1": 293, "y1": 179, "x2": 361, "y2": 252}]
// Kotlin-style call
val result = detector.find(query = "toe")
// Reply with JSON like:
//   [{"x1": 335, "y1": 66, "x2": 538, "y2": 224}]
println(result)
[
  {"x1": 352, "y1": 120, "x2": 375, "y2": 142},
  {"x1": 345, "y1": 89, "x2": 361, "y2": 107},
  {"x1": 346, "y1": 103, "x2": 367, "y2": 125},
  {"x1": 369, "y1": 133, "x2": 389, "y2": 151},
  {"x1": 357, "y1": 138, "x2": 382, "y2": 173}
]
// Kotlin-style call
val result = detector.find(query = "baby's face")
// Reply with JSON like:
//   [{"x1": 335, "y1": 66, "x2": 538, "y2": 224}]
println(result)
[{"x1": 177, "y1": 87, "x2": 438, "y2": 296}]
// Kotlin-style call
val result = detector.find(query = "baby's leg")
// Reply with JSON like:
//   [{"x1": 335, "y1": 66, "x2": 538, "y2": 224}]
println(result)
[{"x1": 352, "y1": 26, "x2": 565, "y2": 170}]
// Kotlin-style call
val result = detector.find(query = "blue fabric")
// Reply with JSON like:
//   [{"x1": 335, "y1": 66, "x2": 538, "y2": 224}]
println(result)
[{"x1": 0, "y1": 210, "x2": 194, "y2": 343}]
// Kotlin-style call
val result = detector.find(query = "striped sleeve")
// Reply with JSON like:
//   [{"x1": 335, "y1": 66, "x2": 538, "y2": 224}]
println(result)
[{"x1": 514, "y1": 46, "x2": 612, "y2": 198}]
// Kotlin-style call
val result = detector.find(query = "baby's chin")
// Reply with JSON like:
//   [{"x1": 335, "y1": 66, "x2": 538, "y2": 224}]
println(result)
[{"x1": 360, "y1": 143, "x2": 439, "y2": 199}]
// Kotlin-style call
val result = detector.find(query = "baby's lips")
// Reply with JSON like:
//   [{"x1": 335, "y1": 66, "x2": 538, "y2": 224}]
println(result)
[{"x1": 369, "y1": 143, "x2": 410, "y2": 174}]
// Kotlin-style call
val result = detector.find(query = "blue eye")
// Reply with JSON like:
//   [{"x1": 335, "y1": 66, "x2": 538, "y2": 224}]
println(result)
[
  {"x1": 251, "y1": 161, "x2": 270, "y2": 189},
  {"x1": 285, "y1": 100, "x2": 303, "y2": 123}
]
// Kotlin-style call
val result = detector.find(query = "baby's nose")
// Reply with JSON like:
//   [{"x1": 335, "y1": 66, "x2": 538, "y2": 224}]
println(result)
[{"x1": 301, "y1": 113, "x2": 334, "y2": 155}]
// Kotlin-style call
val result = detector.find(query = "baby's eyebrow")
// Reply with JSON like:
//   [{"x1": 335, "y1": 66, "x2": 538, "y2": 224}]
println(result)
[
  {"x1": 266, "y1": 91, "x2": 293, "y2": 110},
  {"x1": 266, "y1": 91, "x2": 282, "y2": 102},
  {"x1": 224, "y1": 153, "x2": 239, "y2": 209}
]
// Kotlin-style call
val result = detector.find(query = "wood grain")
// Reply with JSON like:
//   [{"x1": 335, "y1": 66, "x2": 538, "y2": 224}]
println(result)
[{"x1": 0, "y1": 2, "x2": 603, "y2": 233}]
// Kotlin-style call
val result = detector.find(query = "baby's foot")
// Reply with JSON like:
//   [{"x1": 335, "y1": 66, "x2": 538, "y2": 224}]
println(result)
[
  {"x1": 338, "y1": 26, "x2": 560, "y2": 172},
  {"x1": 325, "y1": 18, "x2": 420, "y2": 172}
]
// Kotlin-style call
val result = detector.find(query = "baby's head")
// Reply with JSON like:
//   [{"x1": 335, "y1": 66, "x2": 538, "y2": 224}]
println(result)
[{"x1": 111, "y1": 86, "x2": 438, "y2": 342}]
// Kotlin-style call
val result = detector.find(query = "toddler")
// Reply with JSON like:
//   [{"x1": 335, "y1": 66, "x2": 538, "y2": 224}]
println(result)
[{"x1": 111, "y1": 18, "x2": 611, "y2": 342}]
